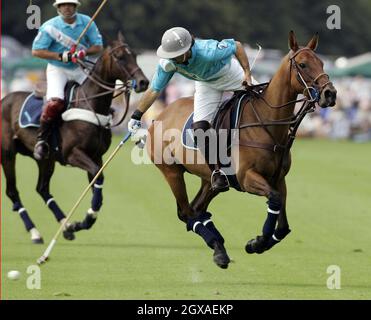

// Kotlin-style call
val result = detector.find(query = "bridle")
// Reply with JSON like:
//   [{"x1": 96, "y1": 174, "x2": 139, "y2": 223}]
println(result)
[
  {"x1": 289, "y1": 47, "x2": 332, "y2": 102},
  {"x1": 237, "y1": 47, "x2": 335, "y2": 185},
  {"x1": 239, "y1": 47, "x2": 334, "y2": 129},
  {"x1": 71, "y1": 43, "x2": 140, "y2": 127}
]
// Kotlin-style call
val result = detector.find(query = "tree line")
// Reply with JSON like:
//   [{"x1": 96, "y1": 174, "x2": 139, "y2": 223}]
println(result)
[{"x1": 2, "y1": 0, "x2": 371, "y2": 56}]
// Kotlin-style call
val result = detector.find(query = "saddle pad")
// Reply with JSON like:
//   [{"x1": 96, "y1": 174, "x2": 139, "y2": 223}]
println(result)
[
  {"x1": 181, "y1": 94, "x2": 247, "y2": 150},
  {"x1": 18, "y1": 82, "x2": 79, "y2": 129},
  {"x1": 19, "y1": 93, "x2": 44, "y2": 128}
]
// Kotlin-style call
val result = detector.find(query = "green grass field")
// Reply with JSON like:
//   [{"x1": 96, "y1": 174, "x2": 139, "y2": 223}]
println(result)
[{"x1": 1, "y1": 137, "x2": 371, "y2": 300}]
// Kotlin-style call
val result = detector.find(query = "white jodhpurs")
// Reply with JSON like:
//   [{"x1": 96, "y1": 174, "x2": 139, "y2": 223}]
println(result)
[
  {"x1": 193, "y1": 58, "x2": 257, "y2": 123},
  {"x1": 46, "y1": 63, "x2": 87, "y2": 100}
]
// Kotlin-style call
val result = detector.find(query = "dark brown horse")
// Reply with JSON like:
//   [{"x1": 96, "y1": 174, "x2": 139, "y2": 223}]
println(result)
[
  {"x1": 1, "y1": 32, "x2": 149, "y2": 244},
  {"x1": 146, "y1": 31, "x2": 337, "y2": 268}
]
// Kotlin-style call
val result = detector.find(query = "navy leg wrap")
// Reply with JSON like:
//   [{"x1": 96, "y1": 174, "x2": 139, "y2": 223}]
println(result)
[
  {"x1": 12, "y1": 201, "x2": 23, "y2": 212},
  {"x1": 203, "y1": 212, "x2": 225, "y2": 244},
  {"x1": 91, "y1": 177, "x2": 104, "y2": 212},
  {"x1": 13, "y1": 201, "x2": 35, "y2": 231},
  {"x1": 19, "y1": 210, "x2": 35, "y2": 231},
  {"x1": 262, "y1": 195, "x2": 282, "y2": 237},
  {"x1": 187, "y1": 212, "x2": 219, "y2": 249},
  {"x1": 48, "y1": 201, "x2": 65, "y2": 222},
  {"x1": 40, "y1": 194, "x2": 65, "y2": 222},
  {"x1": 265, "y1": 228, "x2": 291, "y2": 250}
]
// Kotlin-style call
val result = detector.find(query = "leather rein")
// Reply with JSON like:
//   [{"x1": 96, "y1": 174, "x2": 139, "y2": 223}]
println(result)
[
  {"x1": 70, "y1": 44, "x2": 139, "y2": 128},
  {"x1": 238, "y1": 48, "x2": 332, "y2": 153}
]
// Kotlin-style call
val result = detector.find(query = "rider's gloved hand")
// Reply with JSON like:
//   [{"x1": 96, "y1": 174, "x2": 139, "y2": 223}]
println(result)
[
  {"x1": 60, "y1": 51, "x2": 73, "y2": 63},
  {"x1": 72, "y1": 49, "x2": 87, "y2": 63},
  {"x1": 60, "y1": 49, "x2": 86, "y2": 63},
  {"x1": 128, "y1": 109, "x2": 144, "y2": 134}
]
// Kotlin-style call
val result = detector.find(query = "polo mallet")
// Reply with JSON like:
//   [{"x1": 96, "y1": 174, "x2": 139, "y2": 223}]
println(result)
[
  {"x1": 37, "y1": 132, "x2": 132, "y2": 265},
  {"x1": 250, "y1": 43, "x2": 262, "y2": 71},
  {"x1": 243, "y1": 43, "x2": 262, "y2": 87},
  {"x1": 70, "y1": 0, "x2": 108, "y2": 55}
]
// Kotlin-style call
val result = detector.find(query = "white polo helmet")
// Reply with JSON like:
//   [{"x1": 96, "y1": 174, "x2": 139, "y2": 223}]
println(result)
[
  {"x1": 157, "y1": 27, "x2": 193, "y2": 59},
  {"x1": 53, "y1": 0, "x2": 81, "y2": 8}
]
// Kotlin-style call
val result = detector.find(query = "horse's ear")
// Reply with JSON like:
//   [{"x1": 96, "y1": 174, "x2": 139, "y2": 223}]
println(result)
[
  {"x1": 306, "y1": 32, "x2": 319, "y2": 51},
  {"x1": 288, "y1": 30, "x2": 299, "y2": 52},
  {"x1": 118, "y1": 31, "x2": 126, "y2": 43}
]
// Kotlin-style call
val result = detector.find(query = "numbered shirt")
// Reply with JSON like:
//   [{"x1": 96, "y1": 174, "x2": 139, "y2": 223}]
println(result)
[
  {"x1": 32, "y1": 14, "x2": 103, "y2": 69},
  {"x1": 151, "y1": 38, "x2": 237, "y2": 92}
]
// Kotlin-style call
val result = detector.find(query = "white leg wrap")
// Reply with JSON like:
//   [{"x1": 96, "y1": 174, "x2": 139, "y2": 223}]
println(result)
[
  {"x1": 87, "y1": 208, "x2": 98, "y2": 219},
  {"x1": 193, "y1": 221, "x2": 201, "y2": 233},
  {"x1": 30, "y1": 228, "x2": 42, "y2": 240},
  {"x1": 203, "y1": 219, "x2": 212, "y2": 226},
  {"x1": 268, "y1": 207, "x2": 280, "y2": 215},
  {"x1": 46, "y1": 198, "x2": 55, "y2": 206}
]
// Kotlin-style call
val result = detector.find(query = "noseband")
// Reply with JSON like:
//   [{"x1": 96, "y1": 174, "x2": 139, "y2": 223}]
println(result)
[{"x1": 289, "y1": 48, "x2": 332, "y2": 102}]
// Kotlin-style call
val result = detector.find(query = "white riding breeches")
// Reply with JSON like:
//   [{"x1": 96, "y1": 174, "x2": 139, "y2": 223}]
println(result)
[
  {"x1": 193, "y1": 58, "x2": 257, "y2": 123},
  {"x1": 46, "y1": 63, "x2": 87, "y2": 100}
]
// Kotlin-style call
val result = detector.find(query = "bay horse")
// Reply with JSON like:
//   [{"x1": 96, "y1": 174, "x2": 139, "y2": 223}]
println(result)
[
  {"x1": 1, "y1": 32, "x2": 149, "y2": 244},
  {"x1": 146, "y1": 31, "x2": 337, "y2": 268}
]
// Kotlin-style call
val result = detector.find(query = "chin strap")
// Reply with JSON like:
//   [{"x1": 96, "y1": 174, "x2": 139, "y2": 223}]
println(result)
[{"x1": 57, "y1": 10, "x2": 78, "y2": 19}]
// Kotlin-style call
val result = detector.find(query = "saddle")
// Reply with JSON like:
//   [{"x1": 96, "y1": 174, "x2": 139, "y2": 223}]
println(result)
[
  {"x1": 19, "y1": 81, "x2": 79, "y2": 129},
  {"x1": 181, "y1": 83, "x2": 269, "y2": 191}
]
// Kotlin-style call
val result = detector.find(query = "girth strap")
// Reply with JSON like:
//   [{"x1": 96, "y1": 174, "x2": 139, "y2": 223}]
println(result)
[{"x1": 237, "y1": 140, "x2": 285, "y2": 153}]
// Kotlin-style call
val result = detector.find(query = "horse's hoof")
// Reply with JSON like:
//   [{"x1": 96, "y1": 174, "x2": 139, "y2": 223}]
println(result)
[
  {"x1": 245, "y1": 239, "x2": 255, "y2": 254},
  {"x1": 63, "y1": 228, "x2": 75, "y2": 241},
  {"x1": 32, "y1": 238, "x2": 44, "y2": 244},
  {"x1": 213, "y1": 242, "x2": 230, "y2": 269},
  {"x1": 245, "y1": 236, "x2": 267, "y2": 254}
]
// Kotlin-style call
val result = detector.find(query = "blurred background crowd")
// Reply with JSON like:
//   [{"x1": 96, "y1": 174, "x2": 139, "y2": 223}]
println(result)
[{"x1": 2, "y1": 0, "x2": 371, "y2": 141}]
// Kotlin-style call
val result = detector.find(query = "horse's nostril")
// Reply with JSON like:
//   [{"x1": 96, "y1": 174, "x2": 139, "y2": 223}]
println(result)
[
  {"x1": 140, "y1": 80, "x2": 149, "y2": 88},
  {"x1": 325, "y1": 89, "x2": 336, "y2": 100}
]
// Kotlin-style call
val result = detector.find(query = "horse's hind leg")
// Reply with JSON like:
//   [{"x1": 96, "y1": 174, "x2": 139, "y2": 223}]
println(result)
[
  {"x1": 36, "y1": 160, "x2": 75, "y2": 241},
  {"x1": 242, "y1": 170, "x2": 288, "y2": 254},
  {"x1": 159, "y1": 164, "x2": 230, "y2": 269},
  {"x1": 1, "y1": 144, "x2": 43, "y2": 244}
]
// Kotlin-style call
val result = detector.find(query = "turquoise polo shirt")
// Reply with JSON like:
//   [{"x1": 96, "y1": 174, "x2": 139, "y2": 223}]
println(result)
[
  {"x1": 151, "y1": 38, "x2": 237, "y2": 92},
  {"x1": 32, "y1": 14, "x2": 103, "y2": 69}
]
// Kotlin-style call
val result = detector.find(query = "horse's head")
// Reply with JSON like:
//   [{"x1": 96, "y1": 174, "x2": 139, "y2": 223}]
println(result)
[
  {"x1": 288, "y1": 31, "x2": 337, "y2": 108},
  {"x1": 106, "y1": 31, "x2": 149, "y2": 93}
]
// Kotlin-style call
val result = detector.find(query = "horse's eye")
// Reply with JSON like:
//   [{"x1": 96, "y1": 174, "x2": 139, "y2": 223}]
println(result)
[{"x1": 299, "y1": 63, "x2": 306, "y2": 68}]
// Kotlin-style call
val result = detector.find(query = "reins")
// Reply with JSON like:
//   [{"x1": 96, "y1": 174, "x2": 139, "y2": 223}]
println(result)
[{"x1": 69, "y1": 44, "x2": 137, "y2": 128}]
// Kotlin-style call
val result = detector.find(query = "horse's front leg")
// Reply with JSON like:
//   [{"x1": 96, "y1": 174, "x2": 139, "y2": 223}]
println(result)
[
  {"x1": 78, "y1": 170, "x2": 104, "y2": 230},
  {"x1": 64, "y1": 149, "x2": 102, "y2": 234},
  {"x1": 241, "y1": 169, "x2": 285, "y2": 254},
  {"x1": 263, "y1": 178, "x2": 291, "y2": 251}
]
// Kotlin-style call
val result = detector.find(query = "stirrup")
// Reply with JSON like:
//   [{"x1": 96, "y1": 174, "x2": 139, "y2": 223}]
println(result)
[{"x1": 211, "y1": 169, "x2": 230, "y2": 192}]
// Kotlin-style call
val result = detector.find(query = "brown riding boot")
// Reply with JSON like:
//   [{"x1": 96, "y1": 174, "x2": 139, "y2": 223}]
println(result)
[
  {"x1": 33, "y1": 120, "x2": 52, "y2": 160},
  {"x1": 192, "y1": 120, "x2": 229, "y2": 193},
  {"x1": 33, "y1": 98, "x2": 64, "y2": 161}
]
